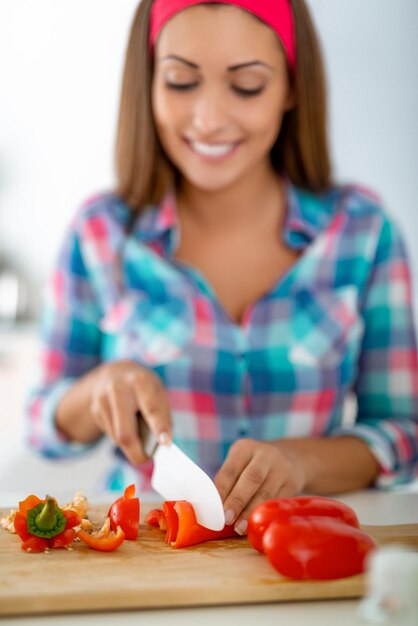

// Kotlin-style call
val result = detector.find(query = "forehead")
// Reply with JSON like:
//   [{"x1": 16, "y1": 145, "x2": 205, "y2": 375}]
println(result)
[{"x1": 154, "y1": 4, "x2": 282, "y2": 64}]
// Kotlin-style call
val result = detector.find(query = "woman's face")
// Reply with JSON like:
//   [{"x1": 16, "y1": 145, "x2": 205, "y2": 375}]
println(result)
[{"x1": 152, "y1": 5, "x2": 294, "y2": 194}]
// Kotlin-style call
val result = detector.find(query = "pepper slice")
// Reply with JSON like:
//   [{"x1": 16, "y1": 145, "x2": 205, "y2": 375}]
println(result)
[
  {"x1": 145, "y1": 508, "x2": 166, "y2": 529},
  {"x1": 19, "y1": 495, "x2": 42, "y2": 514},
  {"x1": 108, "y1": 484, "x2": 140, "y2": 540},
  {"x1": 20, "y1": 535, "x2": 50, "y2": 553},
  {"x1": 146, "y1": 501, "x2": 239, "y2": 548},
  {"x1": 49, "y1": 528, "x2": 77, "y2": 549},
  {"x1": 77, "y1": 517, "x2": 126, "y2": 552}
]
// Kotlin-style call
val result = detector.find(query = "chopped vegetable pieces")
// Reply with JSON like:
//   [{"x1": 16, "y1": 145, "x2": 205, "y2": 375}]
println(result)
[{"x1": 146, "y1": 500, "x2": 239, "y2": 548}]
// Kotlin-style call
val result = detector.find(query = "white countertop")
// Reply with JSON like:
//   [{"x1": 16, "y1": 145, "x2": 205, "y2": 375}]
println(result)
[{"x1": 1, "y1": 489, "x2": 417, "y2": 626}]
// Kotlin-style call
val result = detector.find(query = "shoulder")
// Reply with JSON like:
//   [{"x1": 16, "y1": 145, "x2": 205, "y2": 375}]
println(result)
[
  {"x1": 56, "y1": 193, "x2": 134, "y2": 277},
  {"x1": 341, "y1": 184, "x2": 386, "y2": 220},
  {"x1": 70, "y1": 192, "x2": 132, "y2": 235},
  {"x1": 294, "y1": 182, "x2": 408, "y2": 262},
  {"x1": 340, "y1": 184, "x2": 406, "y2": 252},
  {"x1": 288, "y1": 182, "x2": 396, "y2": 248},
  {"x1": 326, "y1": 184, "x2": 411, "y2": 272}
]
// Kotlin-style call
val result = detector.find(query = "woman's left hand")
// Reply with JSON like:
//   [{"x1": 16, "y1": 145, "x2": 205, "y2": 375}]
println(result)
[{"x1": 214, "y1": 438, "x2": 307, "y2": 536}]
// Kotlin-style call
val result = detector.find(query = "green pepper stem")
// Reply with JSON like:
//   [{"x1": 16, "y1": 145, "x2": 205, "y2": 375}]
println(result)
[{"x1": 35, "y1": 496, "x2": 57, "y2": 531}]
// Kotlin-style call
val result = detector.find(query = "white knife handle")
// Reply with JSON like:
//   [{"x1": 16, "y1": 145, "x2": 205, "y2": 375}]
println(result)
[{"x1": 137, "y1": 413, "x2": 158, "y2": 458}]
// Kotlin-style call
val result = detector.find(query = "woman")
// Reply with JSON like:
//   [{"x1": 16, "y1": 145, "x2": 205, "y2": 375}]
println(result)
[{"x1": 27, "y1": 0, "x2": 418, "y2": 536}]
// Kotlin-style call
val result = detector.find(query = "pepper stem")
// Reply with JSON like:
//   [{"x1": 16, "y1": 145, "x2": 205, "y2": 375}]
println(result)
[{"x1": 35, "y1": 496, "x2": 57, "y2": 531}]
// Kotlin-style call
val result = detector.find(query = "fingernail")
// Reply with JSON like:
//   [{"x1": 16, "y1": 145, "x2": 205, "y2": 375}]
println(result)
[
  {"x1": 224, "y1": 509, "x2": 235, "y2": 525},
  {"x1": 158, "y1": 431, "x2": 170, "y2": 445},
  {"x1": 234, "y1": 519, "x2": 248, "y2": 536}
]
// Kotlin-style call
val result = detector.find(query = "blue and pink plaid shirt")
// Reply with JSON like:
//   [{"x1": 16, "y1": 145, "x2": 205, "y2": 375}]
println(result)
[{"x1": 26, "y1": 181, "x2": 418, "y2": 490}]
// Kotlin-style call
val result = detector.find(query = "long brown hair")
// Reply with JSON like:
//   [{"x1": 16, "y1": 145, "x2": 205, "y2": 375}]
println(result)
[{"x1": 115, "y1": 0, "x2": 332, "y2": 214}]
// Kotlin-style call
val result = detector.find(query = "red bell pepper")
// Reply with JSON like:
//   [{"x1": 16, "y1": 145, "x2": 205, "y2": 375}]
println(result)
[
  {"x1": 14, "y1": 494, "x2": 81, "y2": 553},
  {"x1": 108, "y1": 484, "x2": 140, "y2": 540},
  {"x1": 248, "y1": 495, "x2": 360, "y2": 554},
  {"x1": 145, "y1": 507, "x2": 166, "y2": 529},
  {"x1": 76, "y1": 517, "x2": 125, "y2": 552},
  {"x1": 262, "y1": 516, "x2": 376, "y2": 580},
  {"x1": 146, "y1": 500, "x2": 239, "y2": 548}
]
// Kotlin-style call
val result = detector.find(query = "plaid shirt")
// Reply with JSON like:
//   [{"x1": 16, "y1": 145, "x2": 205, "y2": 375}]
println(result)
[{"x1": 26, "y1": 182, "x2": 418, "y2": 491}]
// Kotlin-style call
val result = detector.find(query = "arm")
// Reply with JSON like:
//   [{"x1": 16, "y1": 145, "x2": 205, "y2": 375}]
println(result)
[
  {"x1": 214, "y1": 435, "x2": 379, "y2": 533},
  {"x1": 26, "y1": 214, "x2": 104, "y2": 458},
  {"x1": 26, "y1": 201, "x2": 172, "y2": 464},
  {"x1": 333, "y1": 214, "x2": 418, "y2": 487},
  {"x1": 215, "y1": 212, "x2": 417, "y2": 533}
]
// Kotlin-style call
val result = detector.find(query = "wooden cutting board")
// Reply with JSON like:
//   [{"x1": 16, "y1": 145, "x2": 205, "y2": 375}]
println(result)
[{"x1": 1, "y1": 503, "x2": 417, "y2": 617}]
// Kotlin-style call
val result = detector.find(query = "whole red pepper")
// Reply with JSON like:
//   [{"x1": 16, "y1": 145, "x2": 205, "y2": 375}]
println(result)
[
  {"x1": 247, "y1": 496, "x2": 376, "y2": 580},
  {"x1": 262, "y1": 515, "x2": 376, "y2": 580},
  {"x1": 248, "y1": 495, "x2": 360, "y2": 553}
]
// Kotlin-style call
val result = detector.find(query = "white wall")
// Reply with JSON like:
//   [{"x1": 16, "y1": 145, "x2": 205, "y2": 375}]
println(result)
[{"x1": 0, "y1": 0, "x2": 417, "y2": 315}]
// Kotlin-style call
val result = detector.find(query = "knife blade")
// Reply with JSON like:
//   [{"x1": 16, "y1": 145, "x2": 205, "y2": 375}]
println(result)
[{"x1": 139, "y1": 419, "x2": 226, "y2": 531}]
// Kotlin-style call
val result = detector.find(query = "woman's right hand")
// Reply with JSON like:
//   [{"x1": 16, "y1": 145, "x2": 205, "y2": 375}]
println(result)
[{"x1": 87, "y1": 359, "x2": 172, "y2": 466}]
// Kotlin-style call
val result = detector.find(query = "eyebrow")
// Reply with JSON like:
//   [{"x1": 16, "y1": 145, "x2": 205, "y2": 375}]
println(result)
[{"x1": 160, "y1": 54, "x2": 274, "y2": 72}]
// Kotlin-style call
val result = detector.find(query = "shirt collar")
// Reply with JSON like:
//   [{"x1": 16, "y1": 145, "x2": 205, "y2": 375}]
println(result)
[
  {"x1": 133, "y1": 190, "x2": 178, "y2": 243},
  {"x1": 283, "y1": 183, "x2": 343, "y2": 250},
  {"x1": 131, "y1": 181, "x2": 342, "y2": 251}
]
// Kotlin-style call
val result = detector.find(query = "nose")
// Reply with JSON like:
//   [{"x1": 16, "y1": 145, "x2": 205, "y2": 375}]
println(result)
[{"x1": 191, "y1": 86, "x2": 228, "y2": 136}]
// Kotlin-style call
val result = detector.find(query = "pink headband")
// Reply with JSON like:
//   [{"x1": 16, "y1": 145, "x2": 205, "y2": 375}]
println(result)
[{"x1": 149, "y1": 0, "x2": 296, "y2": 74}]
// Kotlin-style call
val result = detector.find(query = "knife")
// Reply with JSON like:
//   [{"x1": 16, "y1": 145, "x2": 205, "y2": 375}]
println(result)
[{"x1": 138, "y1": 419, "x2": 226, "y2": 531}]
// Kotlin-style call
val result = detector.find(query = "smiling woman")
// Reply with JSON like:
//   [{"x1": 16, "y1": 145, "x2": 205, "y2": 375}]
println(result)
[
  {"x1": 151, "y1": 5, "x2": 294, "y2": 195},
  {"x1": 25, "y1": 0, "x2": 418, "y2": 536}
]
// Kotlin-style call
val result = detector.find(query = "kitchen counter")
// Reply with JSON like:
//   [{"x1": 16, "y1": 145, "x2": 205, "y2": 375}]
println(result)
[
  {"x1": 0, "y1": 600, "x2": 377, "y2": 626},
  {"x1": 1, "y1": 489, "x2": 417, "y2": 626}
]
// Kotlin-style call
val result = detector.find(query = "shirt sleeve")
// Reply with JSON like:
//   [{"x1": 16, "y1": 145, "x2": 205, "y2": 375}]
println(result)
[
  {"x1": 25, "y1": 216, "x2": 104, "y2": 458},
  {"x1": 335, "y1": 214, "x2": 418, "y2": 487}
]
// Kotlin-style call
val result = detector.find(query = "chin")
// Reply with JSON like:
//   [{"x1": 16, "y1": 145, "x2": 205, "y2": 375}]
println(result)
[{"x1": 181, "y1": 174, "x2": 241, "y2": 194}]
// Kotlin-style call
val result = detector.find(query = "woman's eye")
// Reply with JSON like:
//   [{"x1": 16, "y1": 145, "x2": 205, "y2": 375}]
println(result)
[
  {"x1": 233, "y1": 86, "x2": 265, "y2": 97},
  {"x1": 165, "y1": 82, "x2": 198, "y2": 91}
]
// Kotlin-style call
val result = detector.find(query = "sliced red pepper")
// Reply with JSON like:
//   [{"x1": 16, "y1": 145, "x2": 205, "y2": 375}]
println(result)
[
  {"x1": 248, "y1": 496, "x2": 360, "y2": 553},
  {"x1": 19, "y1": 495, "x2": 42, "y2": 515},
  {"x1": 77, "y1": 518, "x2": 126, "y2": 552},
  {"x1": 162, "y1": 501, "x2": 179, "y2": 544},
  {"x1": 108, "y1": 484, "x2": 140, "y2": 540},
  {"x1": 145, "y1": 508, "x2": 164, "y2": 528},
  {"x1": 146, "y1": 502, "x2": 238, "y2": 547},
  {"x1": 124, "y1": 484, "x2": 136, "y2": 499},
  {"x1": 169, "y1": 501, "x2": 238, "y2": 548},
  {"x1": 62, "y1": 509, "x2": 82, "y2": 529},
  {"x1": 20, "y1": 535, "x2": 50, "y2": 553},
  {"x1": 14, "y1": 511, "x2": 31, "y2": 541},
  {"x1": 49, "y1": 528, "x2": 77, "y2": 549},
  {"x1": 14, "y1": 494, "x2": 81, "y2": 552},
  {"x1": 262, "y1": 516, "x2": 376, "y2": 580}
]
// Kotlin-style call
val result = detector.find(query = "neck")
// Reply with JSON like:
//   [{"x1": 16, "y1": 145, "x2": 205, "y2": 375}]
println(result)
[{"x1": 176, "y1": 163, "x2": 286, "y2": 233}]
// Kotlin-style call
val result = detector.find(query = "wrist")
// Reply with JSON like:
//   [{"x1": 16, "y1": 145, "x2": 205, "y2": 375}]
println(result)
[{"x1": 274, "y1": 439, "x2": 318, "y2": 494}]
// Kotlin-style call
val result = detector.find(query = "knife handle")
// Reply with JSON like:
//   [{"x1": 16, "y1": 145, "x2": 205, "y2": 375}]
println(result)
[{"x1": 137, "y1": 412, "x2": 159, "y2": 458}]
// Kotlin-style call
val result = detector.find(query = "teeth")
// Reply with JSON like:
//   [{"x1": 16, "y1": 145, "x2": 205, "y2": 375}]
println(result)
[{"x1": 191, "y1": 140, "x2": 236, "y2": 157}]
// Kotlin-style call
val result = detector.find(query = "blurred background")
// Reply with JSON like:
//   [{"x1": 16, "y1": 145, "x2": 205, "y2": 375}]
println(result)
[{"x1": 0, "y1": 0, "x2": 417, "y2": 496}]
